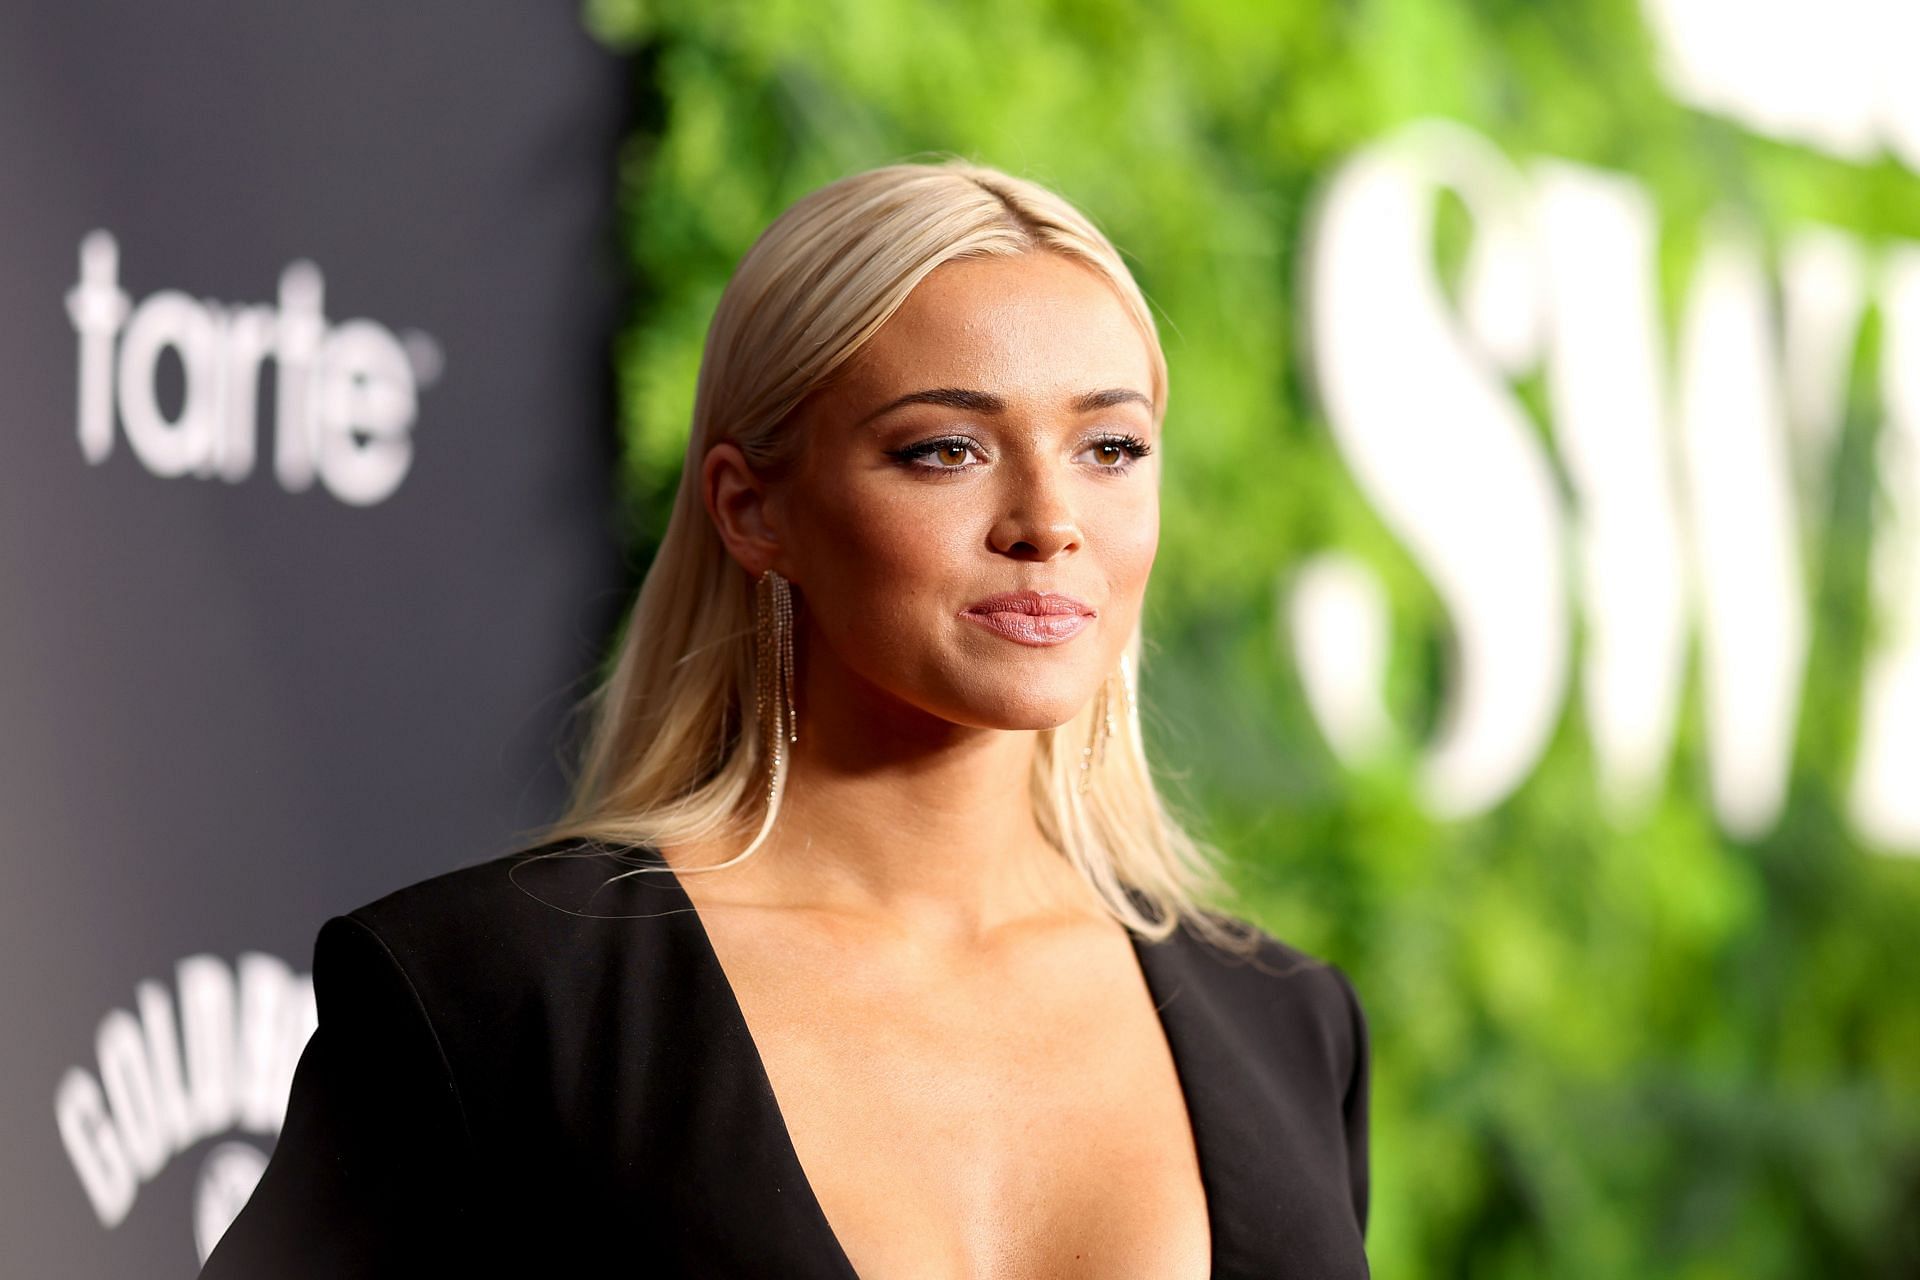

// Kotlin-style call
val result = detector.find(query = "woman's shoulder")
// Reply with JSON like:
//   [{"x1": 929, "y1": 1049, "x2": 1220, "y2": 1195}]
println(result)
[
  {"x1": 1154, "y1": 905, "x2": 1368, "y2": 1075},
  {"x1": 345, "y1": 837, "x2": 674, "y2": 938},
  {"x1": 313, "y1": 840, "x2": 690, "y2": 1023}
]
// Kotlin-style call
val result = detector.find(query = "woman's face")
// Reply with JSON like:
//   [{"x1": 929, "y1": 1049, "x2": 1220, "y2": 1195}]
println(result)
[{"x1": 765, "y1": 249, "x2": 1161, "y2": 733}]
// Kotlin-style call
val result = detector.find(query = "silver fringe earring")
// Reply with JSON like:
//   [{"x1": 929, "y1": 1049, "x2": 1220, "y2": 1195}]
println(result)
[
  {"x1": 754, "y1": 568, "x2": 798, "y2": 812},
  {"x1": 1078, "y1": 654, "x2": 1134, "y2": 794}
]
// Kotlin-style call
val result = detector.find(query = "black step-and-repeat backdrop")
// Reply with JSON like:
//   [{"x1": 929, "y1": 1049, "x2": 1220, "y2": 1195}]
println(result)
[{"x1": 0, "y1": 7, "x2": 629, "y2": 1273}]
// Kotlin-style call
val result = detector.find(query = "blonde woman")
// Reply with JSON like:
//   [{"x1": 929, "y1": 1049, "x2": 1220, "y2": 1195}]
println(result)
[{"x1": 201, "y1": 160, "x2": 1371, "y2": 1279}]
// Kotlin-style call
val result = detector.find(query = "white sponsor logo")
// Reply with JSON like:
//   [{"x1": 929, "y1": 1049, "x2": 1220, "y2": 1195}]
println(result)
[
  {"x1": 1295, "y1": 118, "x2": 1920, "y2": 854},
  {"x1": 65, "y1": 230, "x2": 442, "y2": 506},
  {"x1": 1643, "y1": 0, "x2": 1920, "y2": 172},
  {"x1": 194, "y1": 1141, "x2": 271, "y2": 1264},
  {"x1": 54, "y1": 953, "x2": 317, "y2": 1247}
]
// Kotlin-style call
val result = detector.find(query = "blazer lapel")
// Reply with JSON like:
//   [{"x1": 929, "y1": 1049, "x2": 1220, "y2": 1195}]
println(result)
[
  {"x1": 1132, "y1": 926, "x2": 1280, "y2": 1277},
  {"x1": 1131, "y1": 922, "x2": 1369, "y2": 1279}
]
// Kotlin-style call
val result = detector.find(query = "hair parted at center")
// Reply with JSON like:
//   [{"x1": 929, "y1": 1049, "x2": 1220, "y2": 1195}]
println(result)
[{"x1": 522, "y1": 156, "x2": 1251, "y2": 948}]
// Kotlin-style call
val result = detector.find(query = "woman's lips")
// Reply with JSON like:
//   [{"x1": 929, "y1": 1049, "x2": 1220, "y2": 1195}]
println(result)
[
  {"x1": 961, "y1": 611, "x2": 1092, "y2": 645},
  {"x1": 959, "y1": 592, "x2": 1095, "y2": 647}
]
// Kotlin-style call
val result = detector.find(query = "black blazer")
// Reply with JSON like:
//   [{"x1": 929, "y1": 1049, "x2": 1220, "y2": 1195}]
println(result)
[{"x1": 200, "y1": 842, "x2": 1371, "y2": 1278}]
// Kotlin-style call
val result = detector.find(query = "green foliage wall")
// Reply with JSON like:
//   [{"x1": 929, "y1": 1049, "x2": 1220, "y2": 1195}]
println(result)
[{"x1": 582, "y1": 1, "x2": 1920, "y2": 1273}]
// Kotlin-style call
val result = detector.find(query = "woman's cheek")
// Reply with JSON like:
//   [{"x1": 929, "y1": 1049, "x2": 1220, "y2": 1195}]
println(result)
[
  {"x1": 1101, "y1": 497, "x2": 1159, "y2": 587},
  {"x1": 849, "y1": 490, "x2": 970, "y2": 579},
  {"x1": 807, "y1": 488, "x2": 970, "y2": 637}
]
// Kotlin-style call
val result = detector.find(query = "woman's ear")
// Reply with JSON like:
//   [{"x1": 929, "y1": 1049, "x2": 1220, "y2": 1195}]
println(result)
[{"x1": 702, "y1": 440, "x2": 787, "y2": 579}]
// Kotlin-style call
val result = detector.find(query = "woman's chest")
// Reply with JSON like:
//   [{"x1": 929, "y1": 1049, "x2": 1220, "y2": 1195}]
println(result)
[
  {"x1": 434, "y1": 876, "x2": 1368, "y2": 1278},
  {"x1": 704, "y1": 913, "x2": 1213, "y2": 1280}
]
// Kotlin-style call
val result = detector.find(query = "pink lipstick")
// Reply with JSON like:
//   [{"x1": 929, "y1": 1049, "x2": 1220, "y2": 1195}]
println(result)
[{"x1": 959, "y1": 591, "x2": 1095, "y2": 647}]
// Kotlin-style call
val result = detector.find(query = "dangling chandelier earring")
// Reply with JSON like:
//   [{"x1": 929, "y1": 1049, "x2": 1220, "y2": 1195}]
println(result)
[
  {"x1": 754, "y1": 568, "x2": 798, "y2": 812},
  {"x1": 1078, "y1": 653, "x2": 1135, "y2": 794}
]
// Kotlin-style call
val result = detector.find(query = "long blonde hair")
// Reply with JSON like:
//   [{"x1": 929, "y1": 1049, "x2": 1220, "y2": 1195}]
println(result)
[{"x1": 523, "y1": 157, "x2": 1248, "y2": 947}]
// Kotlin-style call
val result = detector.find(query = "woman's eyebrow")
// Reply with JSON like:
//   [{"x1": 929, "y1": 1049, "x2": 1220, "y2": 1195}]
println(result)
[
  {"x1": 1070, "y1": 388, "x2": 1154, "y2": 414},
  {"x1": 859, "y1": 387, "x2": 1005, "y2": 425},
  {"x1": 858, "y1": 386, "x2": 1153, "y2": 427}
]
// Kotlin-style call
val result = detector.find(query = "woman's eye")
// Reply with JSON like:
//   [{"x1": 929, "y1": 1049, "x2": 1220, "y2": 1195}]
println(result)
[
  {"x1": 1082, "y1": 435, "x2": 1153, "y2": 470},
  {"x1": 887, "y1": 437, "x2": 982, "y2": 471}
]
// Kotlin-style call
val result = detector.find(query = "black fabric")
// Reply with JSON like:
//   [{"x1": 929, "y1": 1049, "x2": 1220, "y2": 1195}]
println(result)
[{"x1": 199, "y1": 842, "x2": 1371, "y2": 1278}]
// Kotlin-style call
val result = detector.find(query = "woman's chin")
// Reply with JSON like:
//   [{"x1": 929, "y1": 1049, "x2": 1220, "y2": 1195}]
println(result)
[{"x1": 945, "y1": 684, "x2": 1107, "y2": 733}]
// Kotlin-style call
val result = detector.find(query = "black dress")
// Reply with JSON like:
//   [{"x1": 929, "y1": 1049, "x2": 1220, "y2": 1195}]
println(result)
[{"x1": 199, "y1": 841, "x2": 1371, "y2": 1278}]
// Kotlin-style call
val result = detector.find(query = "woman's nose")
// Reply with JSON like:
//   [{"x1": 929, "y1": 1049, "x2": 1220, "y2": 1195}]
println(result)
[{"x1": 988, "y1": 467, "x2": 1083, "y2": 561}]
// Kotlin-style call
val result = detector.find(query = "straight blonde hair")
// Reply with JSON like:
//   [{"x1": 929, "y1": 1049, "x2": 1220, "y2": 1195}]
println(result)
[{"x1": 523, "y1": 158, "x2": 1250, "y2": 949}]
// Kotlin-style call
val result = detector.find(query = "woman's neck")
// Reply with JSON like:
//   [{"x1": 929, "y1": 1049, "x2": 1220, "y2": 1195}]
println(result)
[{"x1": 669, "y1": 669, "x2": 1101, "y2": 942}]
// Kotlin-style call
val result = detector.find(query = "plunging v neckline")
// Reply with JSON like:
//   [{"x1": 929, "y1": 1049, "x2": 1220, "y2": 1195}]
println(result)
[{"x1": 649, "y1": 853, "x2": 1223, "y2": 1280}]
